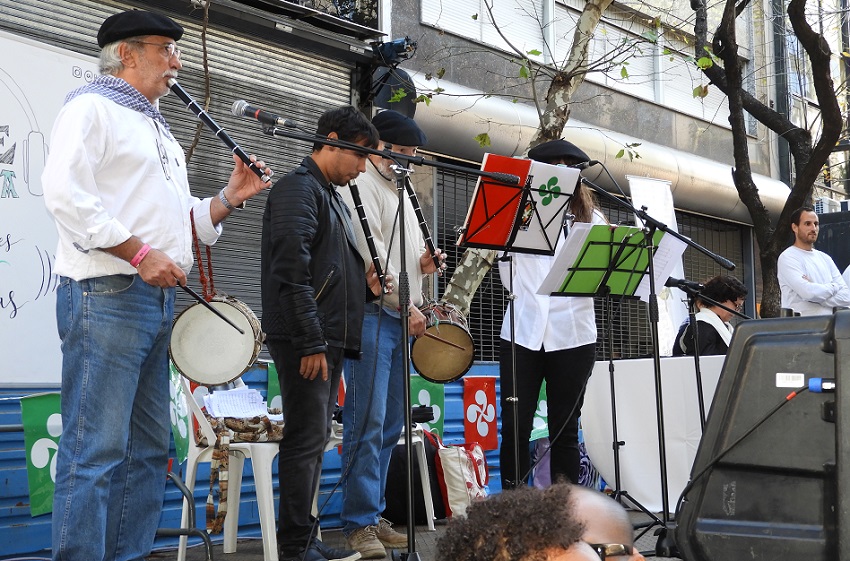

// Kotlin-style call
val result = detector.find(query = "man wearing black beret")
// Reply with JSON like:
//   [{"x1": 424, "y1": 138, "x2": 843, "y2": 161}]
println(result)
[
  {"x1": 42, "y1": 10, "x2": 271, "y2": 561},
  {"x1": 337, "y1": 110, "x2": 445, "y2": 558}
]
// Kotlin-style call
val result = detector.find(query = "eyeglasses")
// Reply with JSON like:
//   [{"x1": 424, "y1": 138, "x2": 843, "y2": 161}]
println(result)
[
  {"x1": 588, "y1": 543, "x2": 632, "y2": 559},
  {"x1": 131, "y1": 40, "x2": 181, "y2": 60}
]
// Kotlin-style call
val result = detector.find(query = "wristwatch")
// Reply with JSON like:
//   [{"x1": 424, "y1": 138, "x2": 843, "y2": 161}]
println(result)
[{"x1": 218, "y1": 188, "x2": 245, "y2": 211}]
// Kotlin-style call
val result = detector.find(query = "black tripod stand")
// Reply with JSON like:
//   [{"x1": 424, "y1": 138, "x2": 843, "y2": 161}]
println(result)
[
  {"x1": 576, "y1": 177, "x2": 736, "y2": 555},
  {"x1": 540, "y1": 221, "x2": 668, "y2": 535}
]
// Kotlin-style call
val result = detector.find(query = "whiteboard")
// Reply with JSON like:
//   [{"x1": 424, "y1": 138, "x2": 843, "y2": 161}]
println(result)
[{"x1": 0, "y1": 30, "x2": 99, "y2": 387}]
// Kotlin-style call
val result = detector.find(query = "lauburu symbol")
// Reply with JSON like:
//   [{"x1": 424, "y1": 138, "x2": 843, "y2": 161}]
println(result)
[
  {"x1": 533, "y1": 399, "x2": 548, "y2": 432},
  {"x1": 540, "y1": 177, "x2": 561, "y2": 206},
  {"x1": 169, "y1": 376, "x2": 189, "y2": 440},
  {"x1": 417, "y1": 389, "x2": 442, "y2": 433},
  {"x1": 31, "y1": 413, "x2": 62, "y2": 482},
  {"x1": 466, "y1": 389, "x2": 496, "y2": 436}
]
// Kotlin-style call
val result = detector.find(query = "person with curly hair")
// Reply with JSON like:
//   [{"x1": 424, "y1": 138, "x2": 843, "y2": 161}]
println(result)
[
  {"x1": 436, "y1": 484, "x2": 598, "y2": 561},
  {"x1": 672, "y1": 275, "x2": 748, "y2": 357}
]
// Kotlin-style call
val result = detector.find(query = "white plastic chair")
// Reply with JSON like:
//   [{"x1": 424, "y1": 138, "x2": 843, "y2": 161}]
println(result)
[{"x1": 176, "y1": 376, "x2": 280, "y2": 561}]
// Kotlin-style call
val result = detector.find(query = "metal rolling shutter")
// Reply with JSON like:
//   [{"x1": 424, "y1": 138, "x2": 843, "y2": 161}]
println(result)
[{"x1": 1, "y1": 0, "x2": 355, "y2": 359}]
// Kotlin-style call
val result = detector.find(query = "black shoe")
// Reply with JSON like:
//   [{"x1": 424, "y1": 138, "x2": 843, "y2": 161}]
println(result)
[
  {"x1": 279, "y1": 546, "x2": 328, "y2": 561},
  {"x1": 312, "y1": 538, "x2": 362, "y2": 561}
]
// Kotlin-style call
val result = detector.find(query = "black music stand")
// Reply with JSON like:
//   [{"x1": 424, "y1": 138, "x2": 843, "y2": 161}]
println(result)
[
  {"x1": 457, "y1": 158, "x2": 581, "y2": 487},
  {"x1": 540, "y1": 223, "x2": 667, "y2": 531}
]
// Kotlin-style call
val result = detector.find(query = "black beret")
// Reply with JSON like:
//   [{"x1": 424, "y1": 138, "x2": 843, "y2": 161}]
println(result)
[
  {"x1": 97, "y1": 10, "x2": 184, "y2": 48},
  {"x1": 527, "y1": 139, "x2": 589, "y2": 164},
  {"x1": 372, "y1": 110, "x2": 427, "y2": 147}
]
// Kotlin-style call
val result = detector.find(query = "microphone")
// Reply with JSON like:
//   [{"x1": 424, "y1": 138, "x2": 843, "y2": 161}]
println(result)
[
  {"x1": 665, "y1": 277, "x2": 704, "y2": 292},
  {"x1": 568, "y1": 160, "x2": 600, "y2": 170},
  {"x1": 231, "y1": 100, "x2": 296, "y2": 128}
]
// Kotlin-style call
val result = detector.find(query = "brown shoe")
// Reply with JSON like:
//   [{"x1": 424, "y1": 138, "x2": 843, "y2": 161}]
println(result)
[
  {"x1": 376, "y1": 518, "x2": 408, "y2": 549},
  {"x1": 347, "y1": 526, "x2": 386, "y2": 559}
]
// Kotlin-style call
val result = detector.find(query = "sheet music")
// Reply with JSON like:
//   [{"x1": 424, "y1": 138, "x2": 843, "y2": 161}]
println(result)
[
  {"x1": 633, "y1": 233, "x2": 688, "y2": 302},
  {"x1": 537, "y1": 223, "x2": 593, "y2": 294},
  {"x1": 203, "y1": 387, "x2": 269, "y2": 418}
]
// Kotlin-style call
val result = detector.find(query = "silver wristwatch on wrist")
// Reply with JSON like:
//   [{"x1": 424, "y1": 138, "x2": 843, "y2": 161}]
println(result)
[{"x1": 218, "y1": 188, "x2": 245, "y2": 211}]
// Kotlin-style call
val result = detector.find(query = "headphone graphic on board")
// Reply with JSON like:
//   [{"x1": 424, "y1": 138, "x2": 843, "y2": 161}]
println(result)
[{"x1": 1, "y1": 67, "x2": 47, "y2": 197}]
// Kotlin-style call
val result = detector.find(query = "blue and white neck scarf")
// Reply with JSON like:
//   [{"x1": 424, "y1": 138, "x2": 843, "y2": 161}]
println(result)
[{"x1": 65, "y1": 75, "x2": 171, "y2": 133}]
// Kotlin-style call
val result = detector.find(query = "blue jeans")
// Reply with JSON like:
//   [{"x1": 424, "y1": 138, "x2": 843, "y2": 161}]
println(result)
[
  {"x1": 52, "y1": 275, "x2": 174, "y2": 561},
  {"x1": 340, "y1": 304, "x2": 406, "y2": 532}
]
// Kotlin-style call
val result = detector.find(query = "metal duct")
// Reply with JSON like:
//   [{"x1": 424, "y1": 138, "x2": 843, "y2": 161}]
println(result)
[{"x1": 411, "y1": 80, "x2": 790, "y2": 225}]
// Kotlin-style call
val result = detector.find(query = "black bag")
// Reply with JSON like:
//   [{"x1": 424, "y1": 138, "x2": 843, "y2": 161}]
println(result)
[{"x1": 382, "y1": 428, "x2": 446, "y2": 525}]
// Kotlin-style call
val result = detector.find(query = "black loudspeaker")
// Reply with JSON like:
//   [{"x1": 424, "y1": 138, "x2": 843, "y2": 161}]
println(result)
[{"x1": 675, "y1": 312, "x2": 850, "y2": 561}]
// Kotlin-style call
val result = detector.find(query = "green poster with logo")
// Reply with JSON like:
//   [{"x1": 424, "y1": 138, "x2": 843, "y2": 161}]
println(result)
[{"x1": 21, "y1": 392, "x2": 62, "y2": 517}]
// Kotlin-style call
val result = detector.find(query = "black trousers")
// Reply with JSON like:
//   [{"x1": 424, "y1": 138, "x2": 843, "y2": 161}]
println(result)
[
  {"x1": 499, "y1": 338, "x2": 596, "y2": 488},
  {"x1": 267, "y1": 339, "x2": 344, "y2": 556}
]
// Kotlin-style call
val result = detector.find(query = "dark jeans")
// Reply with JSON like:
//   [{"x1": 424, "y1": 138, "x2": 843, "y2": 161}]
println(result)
[
  {"x1": 267, "y1": 339, "x2": 344, "y2": 556},
  {"x1": 499, "y1": 339, "x2": 596, "y2": 488}
]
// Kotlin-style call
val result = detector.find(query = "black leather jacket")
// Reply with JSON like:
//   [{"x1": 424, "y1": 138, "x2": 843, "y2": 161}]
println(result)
[{"x1": 261, "y1": 156, "x2": 367, "y2": 356}]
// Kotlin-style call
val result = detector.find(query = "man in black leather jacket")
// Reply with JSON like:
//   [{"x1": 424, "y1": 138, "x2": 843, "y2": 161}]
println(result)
[{"x1": 261, "y1": 105, "x2": 381, "y2": 561}]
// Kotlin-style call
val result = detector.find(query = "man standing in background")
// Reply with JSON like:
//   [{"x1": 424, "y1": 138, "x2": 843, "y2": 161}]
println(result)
[{"x1": 778, "y1": 206, "x2": 850, "y2": 316}]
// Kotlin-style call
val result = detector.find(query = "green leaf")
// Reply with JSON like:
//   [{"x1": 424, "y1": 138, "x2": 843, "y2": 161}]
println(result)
[
  {"x1": 437, "y1": 67, "x2": 446, "y2": 79},
  {"x1": 641, "y1": 30, "x2": 659, "y2": 43},
  {"x1": 620, "y1": 65, "x2": 629, "y2": 79},
  {"x1": 615, "y1": 149, "x2": 625, "y2": 159},
  {"x1": 693, "y1": 84, "x2": 709, "y2": 98},
  {"x1": 472, "y1": 13, "x2": 478, "y2": 20},
  {"x1": 527, "y1": 49, "x2": 542, "y2": 56},
  {"x1": 434, "y1": 87, "x2": 445, "y2": 94},
  {"x1": 696, "y1": 56, "x2": 713, "y2": 70},
  {"x1": 519, "y1": 65, "x2": 529, "y2": 79},
  {"x1": 387, "y1": 88, "x2": 407, "y2": 103},
  {"x1": 414, "y1": 95, "x2": 432, "y2": 106},
  {"x1": 474, "y1": 133, "x2": 491, "y2": 147}
]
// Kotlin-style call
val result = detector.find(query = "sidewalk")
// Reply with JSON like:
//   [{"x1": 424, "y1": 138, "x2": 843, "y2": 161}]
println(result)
[{"x1": 148, "y1": 511, "x2": 683, "y2": 561}]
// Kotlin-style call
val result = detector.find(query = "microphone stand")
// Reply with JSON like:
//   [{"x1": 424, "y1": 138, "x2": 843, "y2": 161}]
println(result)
[
  {"x1": 676, "y1": 283, "x2": 751, "y2": 430},
  {"x1": 578, "y1": 176, "x2": 735, "y2": 556},
  {"x1": 261, "y1": 125, "x2": 523, "y2": 560}
]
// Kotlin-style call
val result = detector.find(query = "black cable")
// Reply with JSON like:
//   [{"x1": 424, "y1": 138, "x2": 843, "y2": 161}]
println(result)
[{"x1": 674, "y1": 385, "x2": 810, "y2": 518}]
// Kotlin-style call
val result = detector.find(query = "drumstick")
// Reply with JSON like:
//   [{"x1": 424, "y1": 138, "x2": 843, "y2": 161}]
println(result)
[
  {"x1": 421, "y1": 331, "x2": 466, "y2": 351},
  {"x1": 179, "y1": 284, "x2": 245, "y2": 335}
]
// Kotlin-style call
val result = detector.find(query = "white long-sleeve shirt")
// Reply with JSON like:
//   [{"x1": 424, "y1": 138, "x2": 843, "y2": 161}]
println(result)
[
  {"x1": 499, "y1": 210, "x2": 606, "y2": 351},
  {"x1": 42, "y1": 93, "x2": 220, "y2": 281},
  {"x1": 777, "y1": 245, "x2": 850, "y2": 316},
  {"x1": 338, "y1": 161, "x2": 428, "y2": 311}
]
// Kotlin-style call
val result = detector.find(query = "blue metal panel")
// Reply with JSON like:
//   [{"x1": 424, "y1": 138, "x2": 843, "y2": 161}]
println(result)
[{"x1": 0, "y1": 364, "x2": 504, "y2": 556}]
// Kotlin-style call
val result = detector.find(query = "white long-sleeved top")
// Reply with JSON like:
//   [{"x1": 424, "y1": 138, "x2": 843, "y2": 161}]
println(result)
[
  {"x1": 42, "y1": 92, "x2": 220, "y2": 281},
  {"x1": 338, "y1": 161, "x2": 428, "y2": 311},
  {"x1": 499, "y1": 210, "x2": 606, "y2": 351},
  {"x1": 777, "y1": 245, "x2": 850, "y2": 316}
]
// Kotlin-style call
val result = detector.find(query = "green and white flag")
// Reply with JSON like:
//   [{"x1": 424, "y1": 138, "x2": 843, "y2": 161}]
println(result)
[
  {"x1": 21, "y1": 392, "x2": 62, "y2": 517},
  {"x1": 530, "y1": 381, "x2": 549, "y2": 441},
  {"x1": 410, "y1": 375, "x2": 445, "y2": 438},
  {"x1": 267, "y1": 362, "x2": 282, "y2": 411},
  {"x1": 169, "y1": 362, "x2": 191, "y2": 464}
]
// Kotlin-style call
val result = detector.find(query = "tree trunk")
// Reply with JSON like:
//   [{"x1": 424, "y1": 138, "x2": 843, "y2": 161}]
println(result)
[{"x1": 440, "y1": 247, "x2": 498, "y2": 316}]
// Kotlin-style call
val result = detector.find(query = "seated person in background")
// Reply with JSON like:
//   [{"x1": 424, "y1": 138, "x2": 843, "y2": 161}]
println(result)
[
  {"x1": 570, "y1": 485, "x2": 646, "y2": 561},
  {"x1": 673, "y1": 275, "x2": 748, "y2": 357},
  {"x1": 437, "y1": 484, "x2": 598, "y2": 561}
]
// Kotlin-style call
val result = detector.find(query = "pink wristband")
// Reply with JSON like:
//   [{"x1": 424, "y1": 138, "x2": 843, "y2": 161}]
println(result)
[{"x1": 130, "y1": 244, "x2": 151, "y2": 268}]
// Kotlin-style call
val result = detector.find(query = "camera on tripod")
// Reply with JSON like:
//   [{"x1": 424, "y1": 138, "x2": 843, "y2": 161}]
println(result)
[{"x1": 372, "y1": 36, "x2": 417, "y2": 66}]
